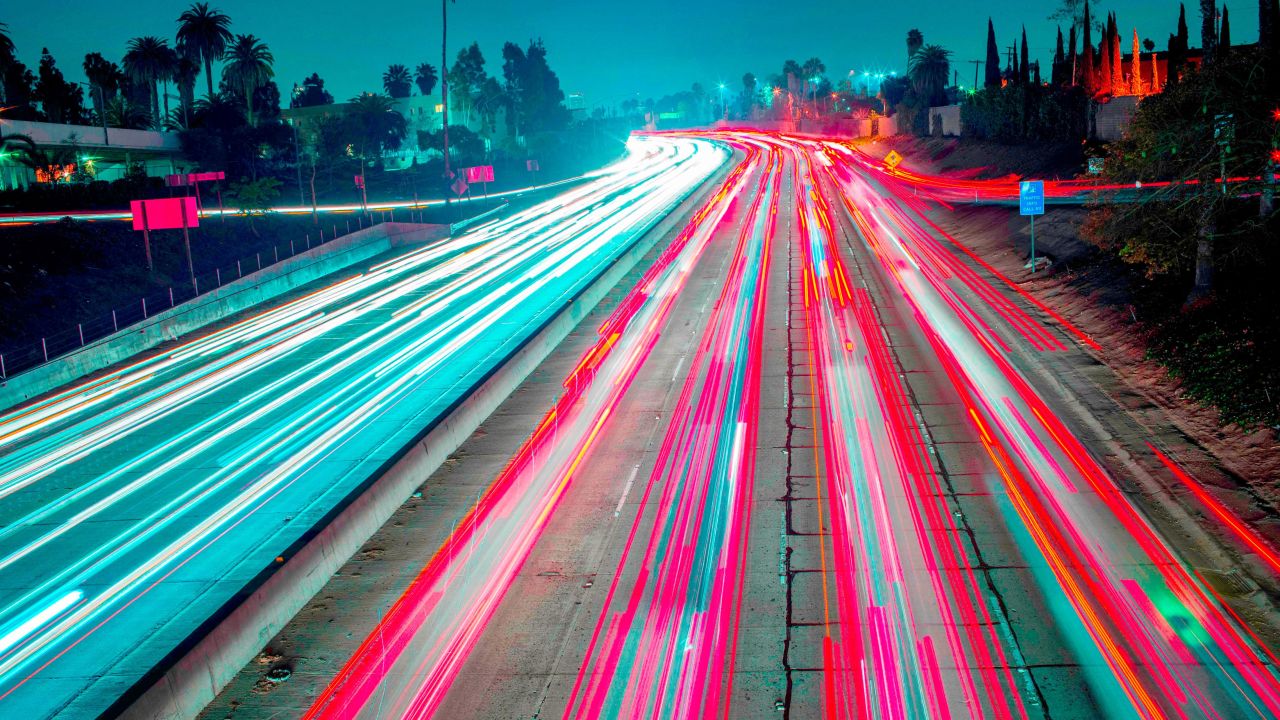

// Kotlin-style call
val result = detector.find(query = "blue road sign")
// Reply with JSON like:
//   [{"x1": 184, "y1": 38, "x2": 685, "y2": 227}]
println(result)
[{"x1": 1019, "y1": 180, "x2": 1045, "y2": 216}]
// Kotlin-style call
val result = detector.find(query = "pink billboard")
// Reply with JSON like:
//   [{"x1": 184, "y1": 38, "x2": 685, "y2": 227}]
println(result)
[
  {"x1": 465, "y1": 165, "x2": 495, "y2": 183},
  {"x1": 131, "y1": 197, "x2": 200, "y2": 231}
]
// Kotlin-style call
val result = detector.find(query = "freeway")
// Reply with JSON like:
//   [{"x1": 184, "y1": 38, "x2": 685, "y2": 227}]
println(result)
[
  {"x1": 0, "y1": 135, "x2": 726, "y2": 717},
  {"x1": 197, "y1": 128, "x2": 1280, "y2": 720}
]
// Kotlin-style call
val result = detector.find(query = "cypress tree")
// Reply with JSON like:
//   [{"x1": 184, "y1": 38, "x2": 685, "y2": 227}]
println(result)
[
  {"x1": 1219, "y1": 4, "x2": 1231, "y2": 58},
  {"x1": 985, "y1": 18, "x2": 1002, "y2": 87},
  {"x1": 1021, "y1": 26, "x2": 1031, "y2": 85},
  {"x1": 1068, "y1": 24, "x2": 1078, "y2": 85},
  {"x1": 1082, "y1": 0, "x2": 1095, "y2": 94},
  {"x1": 1053, "y1": 27, "x2": 1066, "y2": 85},
  {"x1": 1201, "y1": 0, "x2": 1218, "y2": 64}
]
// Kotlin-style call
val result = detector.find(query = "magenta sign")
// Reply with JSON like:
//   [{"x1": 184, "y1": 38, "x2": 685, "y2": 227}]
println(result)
[
  {"x1": 131, "y1": 197, "x2": 200, "y2": 231},
  {"x1": 165, "y1": 171, "x2": 226, "y2": 187},
  {"x1": 465, "y1": 165, "x2": 495, "y2": 183}
]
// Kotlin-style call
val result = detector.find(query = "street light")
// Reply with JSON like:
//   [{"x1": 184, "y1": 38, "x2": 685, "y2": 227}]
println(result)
[
  {"x1": 78, "y1": 82, "x2": 109, "y2": 147},
  {"x1": 717, "y1": 82, "x2": 727, "y2": 121}
]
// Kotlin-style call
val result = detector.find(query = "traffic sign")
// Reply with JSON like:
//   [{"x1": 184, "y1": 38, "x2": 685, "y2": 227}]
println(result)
[
  {"x1": 451, "y1": 178, "x2": 469, "y2": 197},
  {"x1": 884, "y1": 150, "x2": 904, "y2": 170},
  {"x1": 1019, "y1": 180, "x2": 1045, "y2": 216},
  {"x1": 465, "y1": 165, "x2": 495, "y2": 183}
]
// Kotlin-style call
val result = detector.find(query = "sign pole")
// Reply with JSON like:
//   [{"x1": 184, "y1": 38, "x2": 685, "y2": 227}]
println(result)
[
  {"x1": 1030, "y1": 215, "x2": 1036, "y2": 273},
  {"x1": 181, "y1": 199, "x2": 196, "y2": 291},
  {"x1": 140, "y1": 202, "x2": 153, "y2": 273}
]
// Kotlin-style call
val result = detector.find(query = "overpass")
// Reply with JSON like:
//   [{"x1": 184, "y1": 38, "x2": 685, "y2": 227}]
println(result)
[{"x1": 0, "y1": 119, "x2": 182, "y2": 190}]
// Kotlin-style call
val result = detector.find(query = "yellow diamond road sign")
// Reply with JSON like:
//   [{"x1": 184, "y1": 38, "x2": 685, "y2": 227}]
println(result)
[{"x1": 884, "y1": 150, "x2": 904, "y2": 169}]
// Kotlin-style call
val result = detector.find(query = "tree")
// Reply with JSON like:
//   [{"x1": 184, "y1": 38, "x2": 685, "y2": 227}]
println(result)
[
  {"x1": 123, "y1": 37, "x2": 171, "y2": 128},
  {"x1": 1020, "y1": 27, "x2": 1031, "y2": 85},
  {"x1": 1085, "y1": 46, "x2": 1275, "y2": 302},
  {"x1": 475, "y1": 76, "x2": 504, "y2": 133},
  {"x1": 909, "y1": 45, "x2": 952, "y2": 106},
  {"x1": 1068, "y1": 25, "x2": 1078, "y2": 84},
  {"x1": 419, "y1": 124, "x2": 484, "y2": 165},
  {"x1": 1219, "y1": 5, "x2": 1232, "y2": 59},
  {"x1": 802, "y1": 57, "x2": 826, "y2": 107},
  {"x1": 741, "y1": 72, "x2": 757, "y2": 117},
  {"x1": 83, "y1": 53, "x2": 122, "y2": 120},
  {"x1": 985, "y1": 19, "x2": 1002, "y2": 88},
  {"x1": 229, "y1": 176, "x2": 281, "y2": 235},
  {"x1": 501, "y1": 39, "x2": 570, "y2": 137},
  {"x1": 1081, "y1": 1, "x2": 1095, "y2": 94},
  {"x1": 347, "y1": 92, "x2": 407, "y2": 163},
  {"x1": 383, "y1": 63, "x2": 412, "y2": 99},
  {"x1": 221, "y1": 34, "x2": 273, "y2": 125},
  {"x1": 448, "y1": 42, "x2": 488, "y2": 126},
  {"x1": 33, "y1": 49, "x2": 86, "y2": 124},
  {"x1": 174, "y1": 56, "x2": 200, "y2": 126},
  {"x1": 1201, "y1": 0, "x2": 1219, "y2": 64},
  {"x1": 176, "y1": 2, "x2": 233, "y2": 99},
  {"x1": 907, "y1": 29, "x2": 924, "y2": 63},
  {"x1": 1262, "y1": 0, "x2": 1277, "y2": 50},
  {"x1": 414, "y1": 63, "x2": 438, "y2": 96},
  {"x1": 291, "y1": 73, "x2": 333, "y2": 108},
  {"x1": 0, "y1": 22, "x2": 14, "y2": 63},
  {"x1": 1052, "y1": 27, "x2": 1066, "y2": 85},
  {"x1": 1132, "y1": 29, "x2": 1144, "y2": 95},
  {"x1": 105, "y1": 96, "x2": 149, "y2": 129}
]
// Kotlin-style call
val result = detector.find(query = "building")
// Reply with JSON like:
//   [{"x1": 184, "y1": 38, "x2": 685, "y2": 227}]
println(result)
[
  {"x1": 0, "y1": 118, "x2": 183, "y2": 191},
  {"x1": 283, "y1": 94, "x2": 447, "y2": 171}
]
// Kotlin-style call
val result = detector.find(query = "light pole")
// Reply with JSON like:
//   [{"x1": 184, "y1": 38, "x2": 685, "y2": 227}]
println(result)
[
  {"x1": 717, "y1": 83, "x2": 726, "y2": 121},
  {"x1": 289, "y1": 119, "x2": 305, "y2": 206},
  {"x1": 79, "y1": 82, "x2": 109, "y2": 147},
  {"x1": 441, "y1": 0, "x2": 452, "y2": 209}
]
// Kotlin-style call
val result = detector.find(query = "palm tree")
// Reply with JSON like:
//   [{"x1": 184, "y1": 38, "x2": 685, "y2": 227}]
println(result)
[
  {"x1": 801, "y1": 57, "x2": 826, "y2": 108},
  {"x1": 222, "y1": 34, "x2": 273, "y2": 125},
  {"x1": 0, "y1": 21, "x2": 15, "y2": 59},
  {"x1": 909, "y1": 44, "x2": 952, "y2": 106},
  {"x1": 157, "y1": 45, "x2": 179, "y2": 125},
  {"x1": 177, "y1": 2, "x2": 233, "y2": 99},
  {"x1": 414, "y1": 63, "x2": 438, "y2": 96},
  {"x1": 104, "y1": 96, "x2": 150, "y2": 130},
  {"x1": 348, "y1": 92, "x2": 407, "y2": 163},
  {"x1": 82, "y1": 52, "x2": 122, "y2": 120},
  {"x1": 123, "y1": 36, "x2": 172, "y2": 129},
  {"x1": 173, "y1": 56, "x2": 199, "y2": 126},
  {"x1": 383, "y1": 64, "x2": 412, "y2": 98}
]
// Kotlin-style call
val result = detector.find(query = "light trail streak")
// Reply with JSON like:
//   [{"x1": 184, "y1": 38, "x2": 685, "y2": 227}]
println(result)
[
  {"x1": 563, "y1": 138, "x2": 778, "y2": 720},
  {"x1": 0, "y1": 137, "x2": 725, "y2": 716},
  {"x1": 653, "y1": 129, "x2": 1280, "y2": 719},
  {"x1": 815, "y1": 132, "x2": 1280, "y2": 719},
  {"x1": 302, "y1": 141, "x2": 762, "y2": 720}
]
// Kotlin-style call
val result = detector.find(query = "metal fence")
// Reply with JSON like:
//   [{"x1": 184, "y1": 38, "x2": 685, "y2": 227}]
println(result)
[{"x1": 0, "y1": 207, "x2": 426, "y2": 381}]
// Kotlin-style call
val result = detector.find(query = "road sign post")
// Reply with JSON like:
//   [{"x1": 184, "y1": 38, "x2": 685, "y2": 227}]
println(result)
[{"x1": 1019, "y1": 180, "x2": 1046, "y2": 272}]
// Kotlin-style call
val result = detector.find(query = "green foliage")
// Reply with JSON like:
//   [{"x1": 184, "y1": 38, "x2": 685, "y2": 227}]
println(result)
[
  {"x1": 1146, "y1": 289, "x2": 1280, "y2": 428},
  {"x1": 960, "y1": 84, "x2": 1087, "y2": 143},
  {"x1": 418, "y1": 125, "x2": 485, "y2": 166},
  {"x1": 229, "y1": 176, "x2": 282, "y2": 215},
  {"x1": 1081, "y1": 46, "x2": 1280, "y2": 428}
]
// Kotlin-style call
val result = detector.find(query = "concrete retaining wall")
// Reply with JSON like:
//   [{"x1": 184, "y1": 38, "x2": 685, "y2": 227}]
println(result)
[
  {"x1": 117, "y1": 153, "x2": 735, "y2": 720},
  {"x1": 0, "y1": 222, "x2": 448, "y2": 410}
]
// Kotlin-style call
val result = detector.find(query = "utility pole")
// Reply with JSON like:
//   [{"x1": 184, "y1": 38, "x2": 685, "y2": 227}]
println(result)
[
  {"x1": 442, "y1": 0, "x2": 452, "y2": 210},
  {"x1": 967, "y1": 60, "x2": 983, "y2": 92},
  {"x1": 290, "y1": 119, "x2": 305, "y2": 206}
]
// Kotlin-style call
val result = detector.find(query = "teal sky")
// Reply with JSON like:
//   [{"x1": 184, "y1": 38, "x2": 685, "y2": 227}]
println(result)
[{"x1": 3, "y1": 1, "x2": 1260, "y2": 109}]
